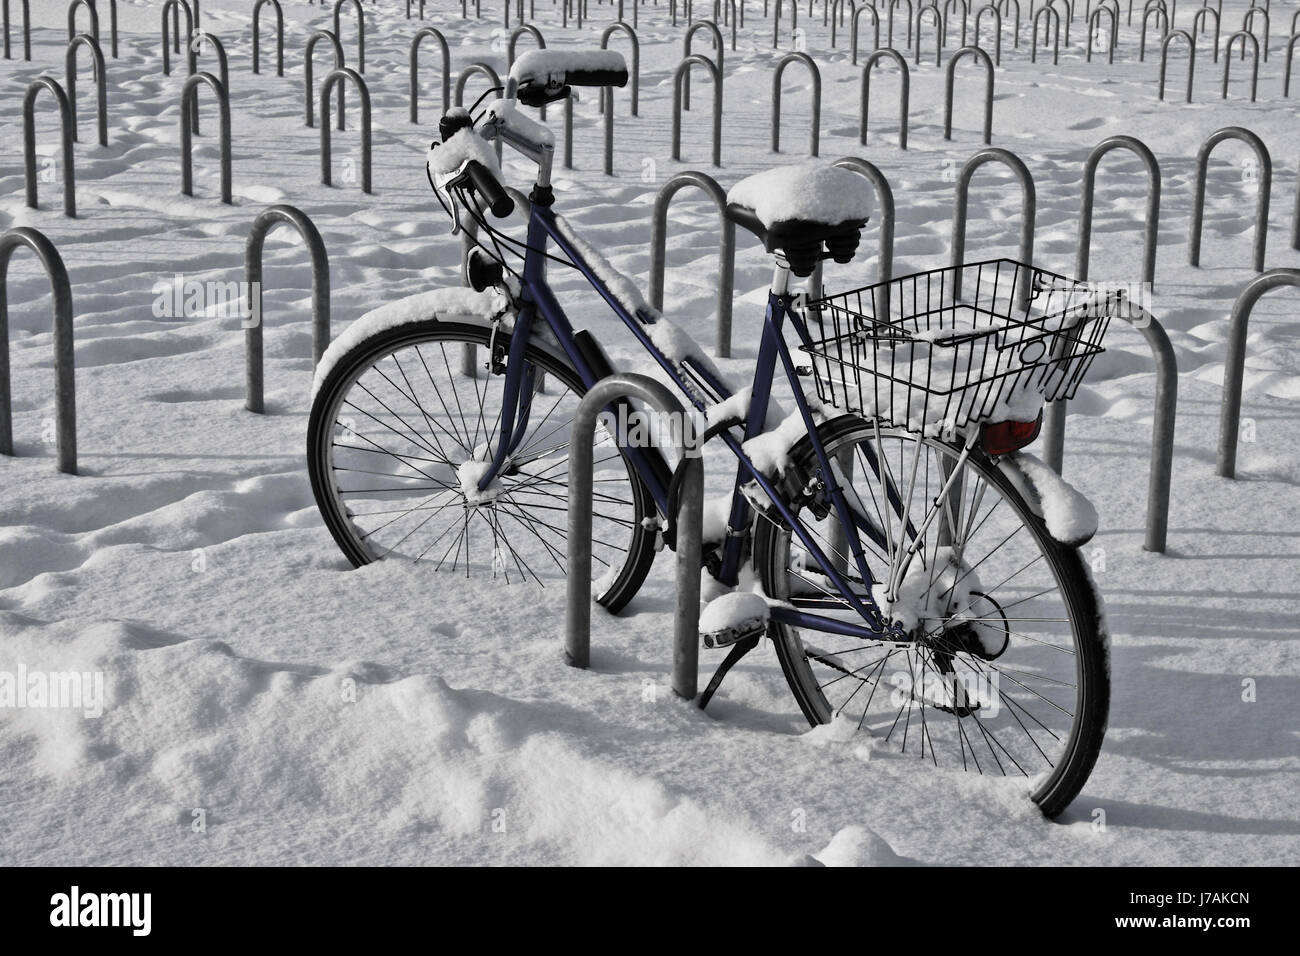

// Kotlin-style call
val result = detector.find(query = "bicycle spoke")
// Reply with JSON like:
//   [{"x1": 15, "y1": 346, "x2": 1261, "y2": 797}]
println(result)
[{"x1": 416, "y1": 344, "x2": 471, "y2": 455}]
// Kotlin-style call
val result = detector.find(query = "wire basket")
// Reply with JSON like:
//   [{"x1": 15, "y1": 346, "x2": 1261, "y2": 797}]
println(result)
[{"x1": 800, "y1": 259, "x2": 1120, "y2": 434}]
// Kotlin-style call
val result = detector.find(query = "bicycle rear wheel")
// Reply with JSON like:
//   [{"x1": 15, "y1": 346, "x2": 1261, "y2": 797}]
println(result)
[
  {"x1": 752, "y1": 415, "x2": 1108, "y2": 818},
  {"x1": 307, "y1": 319, "x2": 659, "y2": 612}
]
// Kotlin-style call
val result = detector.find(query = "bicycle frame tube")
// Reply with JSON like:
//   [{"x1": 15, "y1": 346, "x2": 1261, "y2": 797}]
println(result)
[
  {"x1": 714, "y1": 286, "x2": 881, "y2": 624},
  {"x1": 475, "y1": 201, "x2": 729, "y2": 505},
  {"x1": 473, "y1": 199, "x2": 890, "y2": 638}
]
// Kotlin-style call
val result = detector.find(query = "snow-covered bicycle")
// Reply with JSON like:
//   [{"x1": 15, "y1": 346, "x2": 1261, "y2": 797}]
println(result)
[{"x1": 307, "y1": 50, "x2": 1112, "y2": 817}]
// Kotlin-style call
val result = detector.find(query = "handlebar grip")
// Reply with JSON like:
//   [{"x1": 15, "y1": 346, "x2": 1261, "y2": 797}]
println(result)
[
  {"x1": 465, "y1": 160, "x2": 514, "y2": 219},
  {"x1": 564, "y1": 66, "x2": 629, "y2": 89}
]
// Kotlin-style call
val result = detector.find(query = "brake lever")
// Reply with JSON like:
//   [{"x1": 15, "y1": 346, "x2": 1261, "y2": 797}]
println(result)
[
  {"x1": 431, "y1": 162, "x2": 475, "y2": 237},
  {"x1": 446, "y1": 187, "x2": 466, "y2": 237}
]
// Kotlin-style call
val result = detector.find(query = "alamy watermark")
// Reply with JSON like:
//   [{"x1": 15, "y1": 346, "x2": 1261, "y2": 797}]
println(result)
[
  {"x1": 50, "y1": 886, "x2": 150, "y2": 936},
  {"x1": 0, "y1": 665, "x2": 104, "y2": 718},
  {"x1": 151, "y1": 274, "x2": 262, "y2": 327},
  {"x1": 595, "y1": 404, "x2": 707, "y2": 458},
  {"x1": 889, "y1": 668, "x2": 1001, "y2": 718},
  {"x1": 1031, "y1": 278, "x2": 1155, "y2": 324}
]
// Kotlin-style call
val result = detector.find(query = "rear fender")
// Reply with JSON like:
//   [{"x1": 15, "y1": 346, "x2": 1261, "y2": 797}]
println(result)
[{"x1": 994, "y1": 452, "x2": 1098, "y2": 548}]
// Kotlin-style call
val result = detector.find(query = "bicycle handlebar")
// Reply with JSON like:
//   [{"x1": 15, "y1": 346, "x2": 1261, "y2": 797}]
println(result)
[{"x1": 465, "y1": 159, "x2": 514, "y2": 219}]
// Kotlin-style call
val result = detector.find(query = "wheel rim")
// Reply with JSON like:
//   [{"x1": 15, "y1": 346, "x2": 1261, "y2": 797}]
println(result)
[
  {"x1": 762, "y1": 421, "x2": 1097, "y2": 796},
  {"x1": 313, "y1": 327, "x2": 649, "y2": 596}
]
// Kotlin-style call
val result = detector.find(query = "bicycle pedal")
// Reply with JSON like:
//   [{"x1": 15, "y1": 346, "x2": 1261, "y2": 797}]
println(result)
[
  {"x1": 701, "y1": 618, "x2": 767, "y2": 649},
  {"x1": 699, "y1": 592, "x2": 772, "y2": 649}
]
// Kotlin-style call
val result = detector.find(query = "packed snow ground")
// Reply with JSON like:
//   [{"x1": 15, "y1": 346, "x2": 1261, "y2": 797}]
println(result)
[{"x1": 1, "y1": 0, "x2": 1298, "y2": 865}]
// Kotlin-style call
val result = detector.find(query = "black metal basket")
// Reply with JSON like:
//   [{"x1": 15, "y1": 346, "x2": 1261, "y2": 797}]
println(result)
[{"x1": 799, "y1": 259, "x2": 1119, "y2": 434}]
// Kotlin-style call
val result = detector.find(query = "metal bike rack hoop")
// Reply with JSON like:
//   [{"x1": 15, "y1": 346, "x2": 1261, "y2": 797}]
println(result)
[
  {"x1": 161, "y1": 0, "x2": 194, "y2": 76},
  {"x1": 23, "y1": 77, "x2": 77, "y2": 219},
  {"x1": 0, "y1": 226, "x2": 77, "y2": 474},
  {"x1": 333, "y1": 0, "x2": 365, "y2": 73},
  {"x1": 244, "y1": 204, "x2": 332, "y2": 414},
  {"x1": 850, "y1": 4, "x2": 881, "y2": 64},
  {"x1": 600, "y1": 22, "x2": 638, "y2": 115},
  {"x1": 180, "y1": 71, "x2": 232, "y2": 204},
  {"x1": 566, "y1": 373, "x2": 702, "y2": 701},
  {"x1": 1158, "y1": 29, "x2": 1196, "y2": 102},
  {"x1": 320, "y1": 67, "x2": 372, "y2": 193},
  {"x1": 860, "y1": 48, "x2": 910, "y2": 150},
  {"x1": 649, "y1": 171, "x2": 736, "y2": 357},
  {"x1": 410, "y1": 27, "x2": 451, "y2": 122},
  {"x1": 1189, "y1": 126, "x2": 1270, "y2": 273},
  {"x1": 943, "y1": 45, "x2": 994, "y2": 144},
  {"x1": 772, "y1": 51, "x2": 821, "y2": 156},
  {"x1": 253, "y1": 0, "x2": 284, "y2": 76},
  {"x1": 1217, "y1": 269, "x2": 1300, "y2": 478},
  {"x1": 671, "y1": 55, "x2": 722, "y2": 167},
  {"x1": 305, "y1": 30, "x2": 344, "y2": 130},
  {"x1": 66, "y1": 33, "x2": 108, "y2": 148},
  {"x1": 949, "y1": 146, "x2": 1036, "y2": 306},
  {"x1": 4, "y1": 0, "x2": 33, "y2": 62}
]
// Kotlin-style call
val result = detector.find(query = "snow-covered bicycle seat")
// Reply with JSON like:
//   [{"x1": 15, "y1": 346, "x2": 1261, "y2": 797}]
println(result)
[{"x1": 726, "y1": 162, "x2": 872, "y2": 277}]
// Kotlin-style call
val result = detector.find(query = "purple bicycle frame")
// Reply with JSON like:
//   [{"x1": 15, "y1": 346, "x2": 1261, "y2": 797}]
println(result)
[{"x1": 473, "y1": 199, "x2": 893, "y2": 641}]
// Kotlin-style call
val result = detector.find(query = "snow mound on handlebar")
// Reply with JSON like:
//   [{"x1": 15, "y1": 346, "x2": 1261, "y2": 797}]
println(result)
[
  {"x1": 509, "y1": 49, "x2": 627, "y2": 88},
  {"x1": 427, "y1": 123, "x2": 503, "y2": 177},
  {"x1": 311, "y1": 287, "x2": 511, "y2": 402},
  {"x1": 727, "y1": 161, "x2": 873, "y2": 228}
]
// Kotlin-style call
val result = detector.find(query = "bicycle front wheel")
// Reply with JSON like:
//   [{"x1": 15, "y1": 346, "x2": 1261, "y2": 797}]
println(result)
[
  {"x1": 307, "y1": 319, "x2": 659, "y2": 612},
  {"x1": 752, "y1": 415, "x2": 1109, "y2": 818}
]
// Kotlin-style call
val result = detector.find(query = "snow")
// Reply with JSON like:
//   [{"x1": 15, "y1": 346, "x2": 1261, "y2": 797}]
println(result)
[
  {"x1": 811, "y1": 824, "x2": 913, "y2": 866},
  {"x1": 1011, "y1": 451, "x2": 1101, "y2": 546},
  {"x1": 553, "y1": 210, "x2": 659, "y2": 322},
  {"x1": 426, "y1": 123, "x2": 502, "y2": 178},
  {"x1": 455, "y1": 459, "x2": 499, "y2": 504},
  {"x1": 593, "y1": 563, "x2": 622, "y2": 594},
  {"x1": 1, "y1": 0, "x2": 1298, "y2": 867},
  {"x1": 698, "y1": 590, "x2": 770, "y2": 634},
  {"x1": 727, "y1": 161, "x2": 873, "y2": 227},
  {"x1": 741, "y1": 403, "x2": 832, "y2": 475},
  {"x1": 700, "y1": 493, "x2": 734, "y2": 544},
  {"x1": 874, "y1": 546, "x2": 976, "y2": 632},
  {"x1": 705, "y1": 388, "x2": 752, "y2": 427},
  {"x1": 311, "y1": 288, "x2": 511, "y2": 402},
  {"x1": 810, "y1": 320, "x2": 1051, "y2": 432}
]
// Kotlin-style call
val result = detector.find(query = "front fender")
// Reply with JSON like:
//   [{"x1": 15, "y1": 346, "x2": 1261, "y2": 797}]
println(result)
[{"x1": 311, "y1": 287, "x2": 532, "y2": 404}]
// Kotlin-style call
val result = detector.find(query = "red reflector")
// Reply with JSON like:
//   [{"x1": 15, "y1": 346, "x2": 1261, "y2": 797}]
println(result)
[{"x1": 981, "y1": 413, "x2": 1043, "y2": 456}]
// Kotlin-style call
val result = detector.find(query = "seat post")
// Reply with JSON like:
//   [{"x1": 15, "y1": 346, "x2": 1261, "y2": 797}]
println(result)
[{"x1": 770, "y1": 257, "x2": 791, "y2": 297}]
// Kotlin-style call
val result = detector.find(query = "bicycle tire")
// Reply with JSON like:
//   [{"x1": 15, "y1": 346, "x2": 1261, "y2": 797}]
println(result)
[
  {"x1": 307, "y1": 319, "x2": 659, "y2": 613},
  {"x1": 752, "y1": 414, "x2": 1109, "y2": 818}
]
